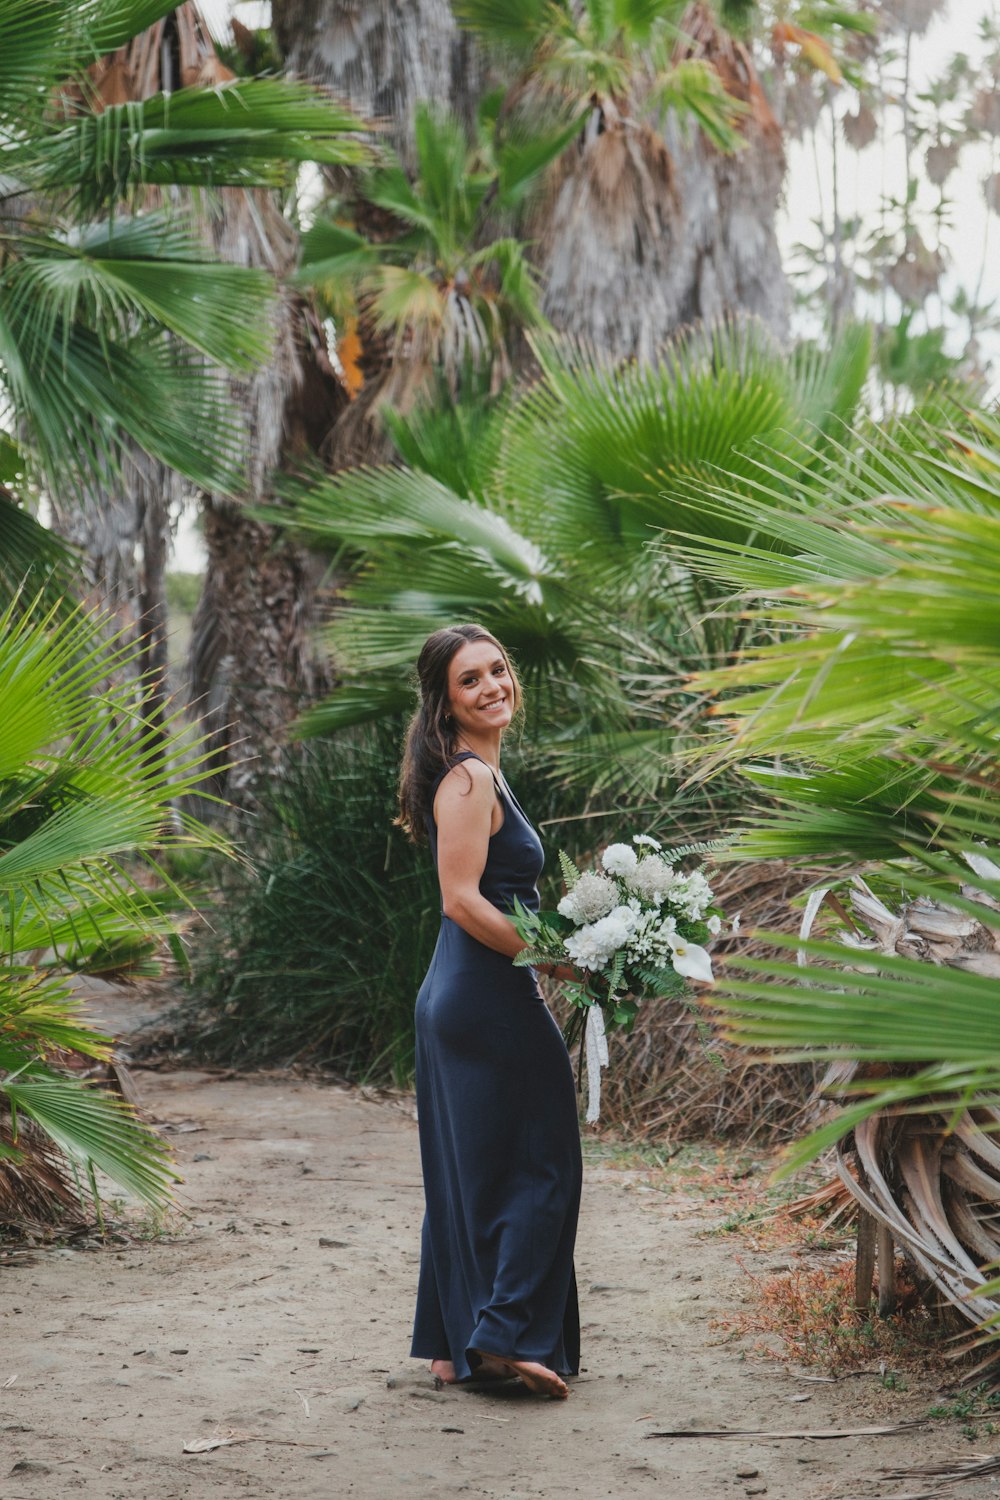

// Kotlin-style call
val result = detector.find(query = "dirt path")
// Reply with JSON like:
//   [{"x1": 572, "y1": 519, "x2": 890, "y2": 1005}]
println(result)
[{"x1": 2, "y1": 995, "x2": 996, "y2": 1500}]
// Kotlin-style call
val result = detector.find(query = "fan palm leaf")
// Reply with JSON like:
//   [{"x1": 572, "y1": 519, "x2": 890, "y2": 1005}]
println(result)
[
  {"x1": 0, "y1": 595, "x2": 226, "y2": 1214},
  {"x1": 0, "y1": 1, "x2": 368, "y2": 545},
  {"x1": 30, "y1": 79, "x2": 368, "y2": 213},
  {"x1": 280, "y1": 322, "x2": 870, "y2": 790}
]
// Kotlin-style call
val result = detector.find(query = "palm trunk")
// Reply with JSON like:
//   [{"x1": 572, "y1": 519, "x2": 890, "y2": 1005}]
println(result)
[
  {"x1": 271, "y1": 0, "x2": 484, "y2": 166},
  {"x1": 186, "y1": 193, "x2": 344, "y2": 810},
  {"x1": 538, "y1": 3, "x2": 789, "y2": 358},
  {"x1": 49, "y1": 5, "x2": 347, "y2": 810}
]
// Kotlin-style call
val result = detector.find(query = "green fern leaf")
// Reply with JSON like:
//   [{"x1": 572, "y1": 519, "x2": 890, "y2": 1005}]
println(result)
[{"x1": 661, "y1": 837, "x2": 731, "y2": 865}]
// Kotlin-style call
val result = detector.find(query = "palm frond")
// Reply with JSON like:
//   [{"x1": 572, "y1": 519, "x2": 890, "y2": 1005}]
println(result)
[
  {"x1": 452, "y1": 0, "x2": 556, "y2": 49},
  {"x1": 0, "y1": 493, "x2": 73, "y2": 609},
  {"x1": 0, "y1": 290, "x2": 245, "y2": 492},
  {"x1": 31, "y1": 79, "x2": 370, "y2": 213},
  {"x1": 5, "y1": 1074, "x2": 177, "y2": 1207},
  {"x1": 8, "y1": 218, "x2": 274, "y2": 372}
]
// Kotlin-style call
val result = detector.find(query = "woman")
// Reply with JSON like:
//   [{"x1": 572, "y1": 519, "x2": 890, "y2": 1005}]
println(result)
[{"x1": 398, "y1": 623, "x2": 582, "y2": 1400}]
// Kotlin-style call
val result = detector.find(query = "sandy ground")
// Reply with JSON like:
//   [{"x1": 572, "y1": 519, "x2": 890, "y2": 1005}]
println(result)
[{"x1": 3, "y1": 988, "x2": 999, "y2": 1500}]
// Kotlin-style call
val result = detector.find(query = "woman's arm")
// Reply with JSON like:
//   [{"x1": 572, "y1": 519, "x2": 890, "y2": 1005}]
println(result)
[{"x1": 434, "y1": 760, "x2": 527, "y2": 960}]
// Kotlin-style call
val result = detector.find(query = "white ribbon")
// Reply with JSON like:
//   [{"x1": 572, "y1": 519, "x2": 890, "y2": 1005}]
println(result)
[{"x1": 584, "y1": 1005, "x2": 609, "y2": 1125}]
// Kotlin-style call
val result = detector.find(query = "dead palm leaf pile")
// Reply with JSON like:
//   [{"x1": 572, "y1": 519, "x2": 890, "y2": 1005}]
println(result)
[{"x1": 786, "y1": 882, "x2": 1000, "y2": 1374}]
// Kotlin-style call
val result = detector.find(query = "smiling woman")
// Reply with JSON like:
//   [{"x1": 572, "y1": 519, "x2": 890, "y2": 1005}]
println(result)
[{"x1": 396, "y1": 623, "x2": 583, "y2": 1401}]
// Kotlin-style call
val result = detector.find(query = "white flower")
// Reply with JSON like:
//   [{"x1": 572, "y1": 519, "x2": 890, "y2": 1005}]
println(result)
[
  {"x1": 601, "y1": 842, "x2": 638, "y2": 877},
  {"x1": 670, "y1": 871, "x2": 714, "y2": 922},
  {"x1": 632, "y1": 834, "x2": 662, "y2": 850},
  {"x1": 706, "y1": 914, "x2": 722, "y2": 936},
  {"x1": 564, "y1": 907, "x2": 638, "y2": 970},
  {"x1": 564, "y1": 924, "x2": 611, "y2": 970},
  {"x1": 624, "y1": 855, "x2": 676, "y2": 905},
  {"x1": 731, "y1": 913, "x2": 742, "y2": 933},
  {"x1": 623, "y1": 911, "x2": 677, "y2": 965},
  {"x1": 557, "y1": 871, "x2": 618, "y2": 924},
  {"x1": 669, "y1": 937, "x2": 715, "y2": 985}
]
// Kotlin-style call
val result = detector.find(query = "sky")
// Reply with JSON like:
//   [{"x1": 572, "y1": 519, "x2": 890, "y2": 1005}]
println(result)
[
  {"x1": 172, "y1": 0, "x2": 1000, "y2": 569},
  {"x1": 782, "y1": 3, "x2": 1000, "y2": 375}
]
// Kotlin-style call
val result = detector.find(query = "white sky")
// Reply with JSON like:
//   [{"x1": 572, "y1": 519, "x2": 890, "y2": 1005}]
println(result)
[
  {"x1": 173, "y1": 0, "x2": 1000, "y2": 569},
  {"x1": 783, "y1": 2, "x2": 1000, "y2": 375}
]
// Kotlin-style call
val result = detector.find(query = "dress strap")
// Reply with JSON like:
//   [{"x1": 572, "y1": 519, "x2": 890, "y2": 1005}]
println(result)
[{"x1": 441, "y1": 749, "x2": 505, "y2": 801}]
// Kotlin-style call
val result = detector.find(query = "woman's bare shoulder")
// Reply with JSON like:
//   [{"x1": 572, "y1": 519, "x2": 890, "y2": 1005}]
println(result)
[{"x1": 436, "y1": 756, "x2": 495, "y2": 801}]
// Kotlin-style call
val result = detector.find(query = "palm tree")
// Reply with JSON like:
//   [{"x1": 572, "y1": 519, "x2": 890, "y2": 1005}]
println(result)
[
  {"x1": 0, "y1": 0, "x2": 368, "y2": 803},
  {"x1": 674, "y1": 401, "x2": 1000, "y2": 1350},
  {"x1": 294, "y1": 101, "x2": 575, "y2": 466},
  {"x1": 271, "y1": 0, "x2": 486, "y2": 168},
  {"x1": 0, "y1": 594, "x2": 227, "y2": 1224},
  {"x1": 278, "y1": 319, "x2": 870, "y2": 811},
  {"x1": 0, "y1": 0, "x2": 365, "y2": 540},
  {"x1": 454, "y1": 0, "x2": 789, "y2": 359}
]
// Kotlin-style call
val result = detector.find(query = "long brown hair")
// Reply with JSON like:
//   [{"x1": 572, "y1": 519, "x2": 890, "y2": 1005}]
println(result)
[{"x1": 396, "y1": 624, "x2": 523, "y2": 842}]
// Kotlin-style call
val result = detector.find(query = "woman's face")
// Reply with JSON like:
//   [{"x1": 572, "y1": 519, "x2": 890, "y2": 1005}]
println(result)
[{"x1": 446, "y1": 639, "x2": 514, "y2": 739}]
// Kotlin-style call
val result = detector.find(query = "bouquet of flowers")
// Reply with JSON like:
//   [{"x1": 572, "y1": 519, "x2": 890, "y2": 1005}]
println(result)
[{"x1": 512, "y1": 834, "x2": 728, "y2": 1122}]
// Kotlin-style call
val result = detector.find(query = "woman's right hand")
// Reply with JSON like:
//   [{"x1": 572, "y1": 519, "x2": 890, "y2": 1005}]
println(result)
[{"x1": 533, "y1": 961, "x2": 579, "y2": 984}]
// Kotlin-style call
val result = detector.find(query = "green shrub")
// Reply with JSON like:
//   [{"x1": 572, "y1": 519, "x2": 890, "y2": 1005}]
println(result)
[{"x1": 179, "y1": 726, "x2": 440, "y2": 1084}]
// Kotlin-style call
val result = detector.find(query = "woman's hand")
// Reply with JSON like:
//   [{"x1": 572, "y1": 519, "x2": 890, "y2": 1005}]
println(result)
[{"x1": 533, "y1": 961, "x2": 579, "y2": 984}]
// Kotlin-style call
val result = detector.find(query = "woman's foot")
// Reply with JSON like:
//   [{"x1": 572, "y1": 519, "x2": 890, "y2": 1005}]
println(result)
[
  {"x1": 432, "y1": 1355, "x2": 514, "y2": 1386},
  {"x1": 470, "y1": 1354, "x2": 514, "y2": 1382},
  {"x1": 431, "y1": 1359, "x2": 457, "y2": 1385},
  {"x1": 470, "y1": 1350, "x2": 569, "y2": 1399}
]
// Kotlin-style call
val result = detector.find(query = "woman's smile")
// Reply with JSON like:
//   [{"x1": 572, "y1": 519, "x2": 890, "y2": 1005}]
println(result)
[{"x1": 447, "y1": 640, "x2": 516, "y2": 739}]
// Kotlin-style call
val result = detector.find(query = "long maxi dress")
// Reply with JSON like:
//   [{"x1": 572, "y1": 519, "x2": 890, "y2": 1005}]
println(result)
[{"x1": 410, "y1": 750, "x2": 582, "y2": 1381}]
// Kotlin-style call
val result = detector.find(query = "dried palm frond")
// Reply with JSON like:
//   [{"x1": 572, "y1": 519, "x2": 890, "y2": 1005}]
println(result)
[
  {"x1": 925, "y1": 141, "x2": 960, "y2": 185},
  {"x1": 882, "y1": 0, "x2": 948, "y2": 37},
  {"x1": 816, "y1": 881, "x2": 1000, "y2": 1365},
  {"x1": 0, "y1": 1111, "x2": 87, "y2": 1236},
  {"x1": 968, "y1": 87, "x2": 1000, "y2": 137}
]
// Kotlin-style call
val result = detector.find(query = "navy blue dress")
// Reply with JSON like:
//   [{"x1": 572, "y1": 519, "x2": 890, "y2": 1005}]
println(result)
[{"x1": 410, "y1": 751, "x2": 582, "y2": 1381}]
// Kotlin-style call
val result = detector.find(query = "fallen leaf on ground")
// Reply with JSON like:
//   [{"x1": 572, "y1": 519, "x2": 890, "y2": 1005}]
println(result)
[{"x1": 183, "y1": 1436, "x2": 239, "y2": 1453}]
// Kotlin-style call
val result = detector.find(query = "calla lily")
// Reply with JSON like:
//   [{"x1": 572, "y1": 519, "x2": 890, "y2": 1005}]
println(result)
[{"x1": 669, "y1": 937, "x2": 715, "y2": 985}]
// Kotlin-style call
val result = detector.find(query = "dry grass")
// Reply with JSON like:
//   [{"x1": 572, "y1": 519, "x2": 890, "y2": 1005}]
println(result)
[{"x1": 717, "y1": 1257, "x2": 952, "y2": 1378}]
